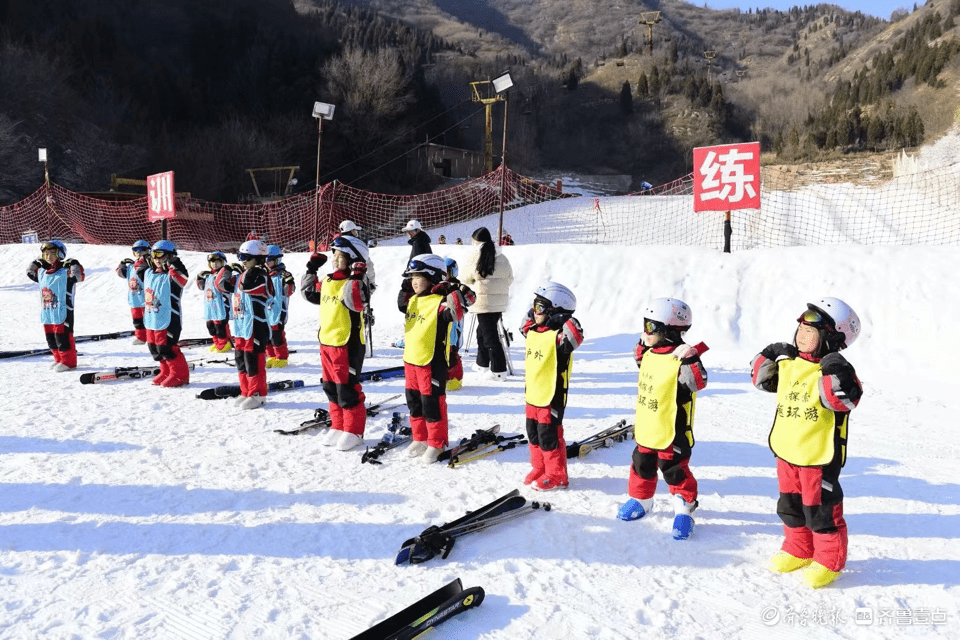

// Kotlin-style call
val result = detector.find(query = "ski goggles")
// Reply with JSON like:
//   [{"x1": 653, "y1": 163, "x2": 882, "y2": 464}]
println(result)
[
  {"x1": 207, "y1": 254, "x2": 225, "y2": 263},
  {"x1": 533, "y1": 299, "x2": 551, "y2": 314},
  {"x1": 237, "y1": 253, "x2": 258, "y2": 262},
  {"x1": 798, "y1": 308, "x2": 833, "y2": 330},
  {"x1": 152, "y1": 250, "x2": 170, "y2": 259},
  {"x1": 405, "y1": 260, "x2": 437, "y2": 276},
  {"x1": 643, "y1": 319, "x2": 666, "y2": 334}
]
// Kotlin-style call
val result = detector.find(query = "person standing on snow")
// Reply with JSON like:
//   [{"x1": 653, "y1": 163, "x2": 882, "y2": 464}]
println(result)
[
  {"x1": 398, "y1": 253, "x2": 474, "y2": 464},
  {"x1": 751, "y1": 297, "x2": 863, "y2": 589},
  {"x1": 264, "y1": 245, "x2": 296, "y2": 368},
  {"x1": 442, "y1": 257, "x2": 468, "y2": 392},
  {"x1": 519, "y1": 282, "x2": 584, "y2": 492},
  {"x1": 26, "y1": 240, "x2": 85, "y2": 371},
  {"x1": 461, "y1": 226, "x2": 514, "y2": 380},
  {"x1": 196, "y1": 251, "x2": 234, "y2": 354},
  {"x1": 403, "y1": 219, "x2": 432, "y2": 259},
  {"x1": 217, "y1": 240, "x2": 273, "y2": 409},
  {"x1": 138, "y1": 240, "x2": 191, "y2": 387},
  {"x1": 301, "y1": 236, "x2": 370, "y2": 451},
  {"x1": 617, "y1": 298, "x2": 708, "y2": 541},
  {"x1": 115, "y1": 240, "x2": 151, "y2": 345}
]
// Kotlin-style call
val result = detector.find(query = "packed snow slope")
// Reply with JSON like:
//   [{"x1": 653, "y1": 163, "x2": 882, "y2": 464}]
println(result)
[{"x1": 0, "y1": 231, "x2": 958, "y2": 638}]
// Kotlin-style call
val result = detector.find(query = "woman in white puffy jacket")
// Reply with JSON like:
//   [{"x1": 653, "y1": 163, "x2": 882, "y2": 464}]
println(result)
[{"x1": 461, "y1": 227, "x2": 514, "y2": 379}]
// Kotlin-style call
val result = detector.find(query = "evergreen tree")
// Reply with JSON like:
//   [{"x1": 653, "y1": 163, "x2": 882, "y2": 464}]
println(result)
[
  {"x1": 637, "y1": 71, "x2": 649, "y2": 97},
  {"x1": 619, "y1": 81, "x2": 633, "y2": 115}
]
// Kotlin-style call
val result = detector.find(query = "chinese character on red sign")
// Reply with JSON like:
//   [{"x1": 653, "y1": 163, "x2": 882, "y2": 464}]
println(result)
[
  {"x1": 147, "y1": 171, "x2": 176, "y2": 221},
  {"x1": 693, "y1": 142, "x2": 760, "y2": 212}
]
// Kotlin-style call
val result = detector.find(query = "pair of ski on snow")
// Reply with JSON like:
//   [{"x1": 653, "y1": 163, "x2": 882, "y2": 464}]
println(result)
[{"x1": 194, "y1": 365, "x2": 405, "y2": 400}]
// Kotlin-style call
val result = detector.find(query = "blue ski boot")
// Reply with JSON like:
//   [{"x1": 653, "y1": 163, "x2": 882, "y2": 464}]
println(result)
[
  {"x1": 617, "y1": 497, "x2": 654, "y2": 521},
  {"x1": 672, "y1": 494, "x2": 699, "y2": 540}
]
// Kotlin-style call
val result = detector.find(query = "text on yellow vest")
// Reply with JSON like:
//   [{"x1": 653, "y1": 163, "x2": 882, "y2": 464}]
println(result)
[
  {"x1": 768, "y1": 358, "x2": 844, "y2": 466},
  {"x1": 634, "y1": 350, "x2": 695, "y2": 450},
  {"x1": 318, "y1": 278, "x2": 365, "y2": 347},
  {"x1": 524, "y1": 328, "x2": 571, "y2": 407},
  {"x1": 404, "y1": 294, "x2": 444, "y2": 366}
]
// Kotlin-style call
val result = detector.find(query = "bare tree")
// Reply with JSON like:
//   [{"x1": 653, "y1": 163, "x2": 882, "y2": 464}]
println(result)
[{"x1": 321, "y1": 47, "x2": 416, "y2": 155}]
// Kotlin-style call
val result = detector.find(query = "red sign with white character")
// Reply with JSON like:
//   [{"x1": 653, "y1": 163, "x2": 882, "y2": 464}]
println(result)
[
  {"x1": 147, "y1": 171, "x2": 176, "y2": 221},
  {"x1": 693, "y1": 142, "x2": 760, "y2": 212}
]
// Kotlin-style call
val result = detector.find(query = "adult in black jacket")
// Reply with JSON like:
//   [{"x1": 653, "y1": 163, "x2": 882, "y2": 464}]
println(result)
[{"x1": 404, "y1": 219, "x2": 432, "y2": 259}]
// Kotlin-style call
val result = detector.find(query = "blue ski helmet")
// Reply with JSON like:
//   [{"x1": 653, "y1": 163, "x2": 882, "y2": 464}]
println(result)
[
  {"x1": 207, "y1": 251, "x2": 227, "y2": 263},
  {"x1": 443, "y1": 257, "x2": 458, "y2": 279},
  {"x1": 266, "y1": 244, "x2": 283, "y2": 259},
  {"x1": 132, "y1": 239, "x2": 151, "y2": 253},
  {"x1": 42, "y1": 240, "x2": 67, "y2": 260},
  {"x1": 152, "y1": 239, "x2": 177, "y2": 255}
]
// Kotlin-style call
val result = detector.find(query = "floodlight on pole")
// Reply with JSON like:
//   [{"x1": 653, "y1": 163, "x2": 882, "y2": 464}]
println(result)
[
  {"x1": 639, "y1": 11, "x2": 662, "y2": 56},
  {"x1": 469, "y1": 71, "x2": 513, "y2": 245},
  {"x1": 38, "y1": 148, "x2": 50, "y2": 187},
  {"x1": 311, "y1": 101, "x2": 336, "y2": 248}
]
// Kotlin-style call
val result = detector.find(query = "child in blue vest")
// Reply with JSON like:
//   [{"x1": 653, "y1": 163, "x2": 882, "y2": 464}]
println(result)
[
  {"x1": 26, "y1": 240, "x2": 85, "y2": 371},
  {"x1": 443, "y1": 257, "x2": 465, "y2": 392},
  {"x1": 617, "y1": 298, "x2": 708, "y2": 541},
  {"x1": 301, "y1": 237, "x2": 369, "y2": 450},
  {"x1": 115, "y1": 239, "x2": 150, "y2": 345},
  {"x1": 196, "y1": 251, "x2": 233, "y2": 353},
  {"x1": 265, "y1": 245, "x2": 296, "y2": 368},
  {"x1": 398, "y1": 254, "x2": 474, "y2": 464},
  {"x1": 136, "y1": 240, "x2": 191, "y2": 387},
  {"x1": 519, "y1": 282, "x2": 584, "y2": 491},
  {"x1": 751, "y1": 297, "x2": 863, "y2": 588},
  {"x1": 216, "y1": 240, "x2": 273, "y2": 410}
]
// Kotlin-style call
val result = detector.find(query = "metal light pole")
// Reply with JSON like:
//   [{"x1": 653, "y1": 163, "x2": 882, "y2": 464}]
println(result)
[{"x1": 311, "y1": 101, "x2": 335, "y2": 250}]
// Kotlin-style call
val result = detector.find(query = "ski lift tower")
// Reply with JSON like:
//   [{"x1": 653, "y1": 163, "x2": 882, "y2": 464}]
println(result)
[
  {"x1": 470, "y1": 72, "x2": 513, "y2": 174},
  {"x1": 703, "y1": 50, "x2": 717, "y2": 82},
  {"x1": 639, "y1": 11, "x2": 662, "y2": 56}
]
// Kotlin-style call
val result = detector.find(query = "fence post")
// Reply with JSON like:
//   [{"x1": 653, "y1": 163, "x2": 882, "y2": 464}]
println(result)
[{"x1": 723, "y1": 211, "x2": 732, "y2": 253}]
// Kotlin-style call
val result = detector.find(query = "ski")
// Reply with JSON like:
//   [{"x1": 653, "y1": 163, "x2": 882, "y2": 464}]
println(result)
[
  {"x1": 360, "y1": 366, "x2": 404, "y2": 382},
  {"x1": 360, "y1": 414, "x2": 412, "y2": 464},
  {"x1": 364, "y1": 309, "x2": 374, "y2": 358},
  {"x1": 275, "y1": 394, "x2": 406, "y2": 436},
  {"x1": 350, "y1": 578, "x2": 484, "y2": 640},
  {"x1": 437, "y1": 425, "x2": 501, "y2": 463},
  {"x1": 448, "y1": 435, "x2": 527, "y2": 467},
  {"x1": 496, "y1": 316, "x2": 515, "y2": 375},
  {"x1": 395, "y1": 489, "x2": 549, "y2": 565},
  {"x1": 78, "y1": 358, "x2": 231, "y2": 385},
  {"x1": 565, "y1": 419, "x2": 633, "y2": 458},
  {"x1": 195, "y1": 379, "x2": 314, "y2": 400},
  {"x1": 80, "y1": 362, "x2": 196, "y2": 384},
  {"x1": 0, "y1": 329, "x2": 135, "y2": 359},
  {"x1": 179, "y1": 337, "x2": 215, "y2": 348}
]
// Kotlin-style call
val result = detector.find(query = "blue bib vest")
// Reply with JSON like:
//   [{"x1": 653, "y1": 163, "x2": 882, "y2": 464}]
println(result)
[
  {"x1": 202, "y1": 273, "x2": 228, "y2": 321},
  {"x1": 143, "y1": 270, "x2": 176, "y2": 330},
  {"x1": 127, "y1": 268, "x2": 145, "y2": 309},
  {"x1": 38, "y1": 268, "x2": 69, "y2": 325},
  {"x1": 266, "y1": 272, "x2": 286, "y2": 326}
]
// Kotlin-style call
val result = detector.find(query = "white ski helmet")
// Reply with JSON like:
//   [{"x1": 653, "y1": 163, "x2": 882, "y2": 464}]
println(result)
[
  {"x1": 404, "y1": 253, "x2": 446, "y2": 283},
  {"x1": 533, "y1": 282, "x2": 576, "y2": 314},
  {"x1": 339, "y1": 219, "x2": 361, "y2": 233},
  {"x1": 803, "y1": 297, "x2": 860, "y2": 350},
  {"x1": 644, "y1": 297, "x2": 693, "y2": 330},
  {"x1": 238, "y1": 240, "x2": 267, "y2": 258},
  {"x1": 330, "y1": 235, "x2": 368, "y2": 263},
  {"x1": 403, "y1": 219, "x2": 423, "y2": 232}
]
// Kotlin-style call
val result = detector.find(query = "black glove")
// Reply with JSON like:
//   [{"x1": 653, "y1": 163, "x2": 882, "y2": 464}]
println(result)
[
  {"x1": 546, "y1": 313, "x2": 568, "y2": 330},
  {"x1": 306, "y1": 253, "x2": 327, "y2": 273},
  {"x1": 198, "y1": 270, "x2": 211, "y2": 279},
  {"x1": 32, "y1": 258, "x2": 47, "y2": 270},
  {"x1": 760, "y1": 342, "x2": 798, "y2": 362},
  {"x1": 122, "y1": 258, "x2": 134, "y2": 265},
  {"x1": 430, "y1": 282, "x2": 457, "y2": 296},
  {"x1": 229, "y1": 263, "x2": 244, "y2": 273},
  {"x1": 819, "y1": 352, "x2": 848, "y2": 376},
  {"x1": 400, "y1": 278, "x2": 413, "y2": 292}
]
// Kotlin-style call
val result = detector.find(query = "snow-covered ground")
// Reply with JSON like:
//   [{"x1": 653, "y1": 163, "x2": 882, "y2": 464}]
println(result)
[{"x1": 1, "y1": 198, "x2": 959, "y2": 638}]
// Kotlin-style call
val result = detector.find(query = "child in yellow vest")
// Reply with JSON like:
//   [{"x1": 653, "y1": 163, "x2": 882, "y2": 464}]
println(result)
[
  {"x1": 301, "y1": 237, "x2": 370, "y2": 450},
  {"x1": 398, "y1": 254, "x2": 474, "y2": 464},
  {"x1": 617, "y1": 298, "x2": 708, "y2": 541},
  {"x1": 751, "y1": 297, "x2": 863, "y2": 588},
  {"x1": 519, "y1": 282, "x2": 584, "y2": 491}
]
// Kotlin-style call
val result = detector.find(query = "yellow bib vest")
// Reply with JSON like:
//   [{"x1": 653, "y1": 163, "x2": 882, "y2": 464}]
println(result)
[
  {"x1": 404, "y1": 294, "x2": 443, "y2": 366},
  {"x1": 768, "y1": 358, "x2": 844, "y2": 466},
  {"x1": 524, "y1": 328, "x2": 571, "y2": 407},
  {"x1": 635, "y1": 351, "x2": 695, "y2": 450},
  {"x1": 318, "y1": 278, "x2": 364, "y2": 347}
]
